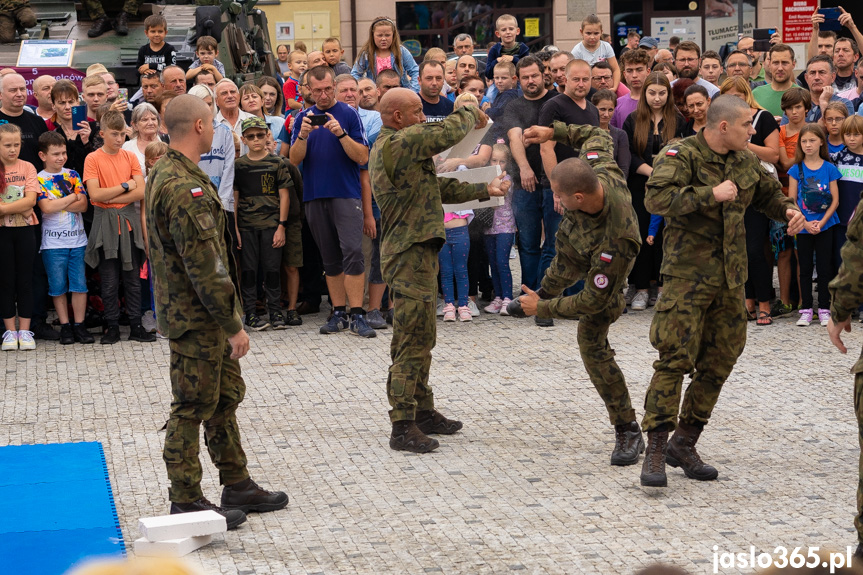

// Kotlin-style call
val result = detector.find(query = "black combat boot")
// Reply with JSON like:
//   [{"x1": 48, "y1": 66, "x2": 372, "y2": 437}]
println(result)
[
  {"x1": 666, "y1": 421, "x2": 719, "y2": 481},
  {"x1": 610, "y1": 421, "x2": 644, "y2": 466},
  {"x1": 114, "y1": 11, "x2": 130, "y2": 35},
  {"x1": 389, "y1": 420, "x2": 439, "y2": 453},
  {"x1": 640, "y1": 430, "x2": 668, "y2": 487},
  {"x1": 170, "y1": 497, "x2": 246, "y2": 530},
  {"x1": 87, "y1": 16, "x2": 112, "y2": 38},
  {"x1": 221, "y1": 478, "x2": 289, "y2": 513},
  {"x1": 416, "y1": 410, "x2": 463, "y2": 435}
]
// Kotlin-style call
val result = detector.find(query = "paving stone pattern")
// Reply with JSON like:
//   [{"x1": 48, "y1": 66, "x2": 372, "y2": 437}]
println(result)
[{"x1": 0, "y1": 291, "x2": 859, "y2": 574}]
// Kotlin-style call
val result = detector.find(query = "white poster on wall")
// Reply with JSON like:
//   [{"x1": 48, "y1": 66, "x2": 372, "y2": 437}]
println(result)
[
  {"x1": 704, "y1": 0, "x2": 756, "y2": 53},
  {"x1": 651, "y1": 17, "x2": 702, "y2": 49}
]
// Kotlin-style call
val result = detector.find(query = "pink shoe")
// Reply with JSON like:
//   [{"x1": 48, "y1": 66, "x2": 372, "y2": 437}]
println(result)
[
  {"x1": 818, "y1": 308, "x2": 831, "y2": 326},
  {"x1": 498, "y1": 298, "x2": 512, "y2": 316},
  {"x1": 442, "y1": 303, "x2": 456, "y2": 322},
  {"x1": 484, "y1": 297, "x2": 503, "y2": 313},
  {"x1": 457, "y1": 305, "x2": 472, "y2": 322}
]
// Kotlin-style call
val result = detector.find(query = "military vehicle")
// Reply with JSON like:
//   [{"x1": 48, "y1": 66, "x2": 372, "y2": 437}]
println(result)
[{"x1": 0, "y1": 0, "x2": 277, "y2": 88}]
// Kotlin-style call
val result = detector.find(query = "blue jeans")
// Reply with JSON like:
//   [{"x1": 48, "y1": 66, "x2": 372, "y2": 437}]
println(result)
[
  {"x1": 485, "y1": 233, "x2": 514, "y2": 300},
  {"x1": 439, "y1": 225, "x2": 470, "y2": 307},
  {"x1": 513, "y1": 186, "x2": 561, "y2": 291}
]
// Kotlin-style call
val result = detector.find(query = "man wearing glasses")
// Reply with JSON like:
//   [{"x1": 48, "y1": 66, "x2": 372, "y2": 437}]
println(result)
[
  {"x1": 289, "y1": 65, "x2": 376, "y2": 338},
  {"x1": 723, "y1": 50, "x2": 766, "y2": 90},
  {"x1": 671, "y1": 41, "x2": 719, "y2": 98},
  {"x1": 736, "y1": 36, "x2": 767, "y2": 85}
]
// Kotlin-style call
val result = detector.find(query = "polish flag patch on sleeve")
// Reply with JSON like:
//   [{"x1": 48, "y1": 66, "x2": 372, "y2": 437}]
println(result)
[
  {"x1": 600, "y1": 252, "x2": 613, "y2": 263},
  {"x1": 190, "y1": 187, "x2": 203, "y2": 198},
  {"x1": 666, "y1": 148, "x2": 679, "y2": 157},
  {"x1": 586, "y1": 152, "x2": 599, "y2": 160}
]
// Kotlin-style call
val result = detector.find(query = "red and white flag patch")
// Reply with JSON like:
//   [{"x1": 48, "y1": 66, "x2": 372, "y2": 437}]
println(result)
[
  {"x1": 666, "y1": 148, "x2": 679, "y2": 157},
  {"x1": 190, "y1": 187, "x2": 203, "y2": 198},
  {"x1": 600, "y1": 252, "x2": 613, "y2": 263},
  {"x1": 586, "y1": 152, "x2": 599, "y2": 160}
]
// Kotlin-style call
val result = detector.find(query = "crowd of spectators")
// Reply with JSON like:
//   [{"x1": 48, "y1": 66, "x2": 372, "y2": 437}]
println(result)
[{"x1": 1, "y1": 6, "x2": 862, "y2": 350}]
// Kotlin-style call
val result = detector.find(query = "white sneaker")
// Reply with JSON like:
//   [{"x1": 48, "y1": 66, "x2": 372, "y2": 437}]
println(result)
[
  {"x1": 498, "y1": 298, "x2": 512, "y2": 316},
  {"x1": 1, "y1": 330, "x2": 18, "y2": 351},
  {"x1": 484, "y1": 297, "x2": 503, "y2": 313},
  {"x1": 436, "y1": 298, "x2": 444, "y2": 316},
  {"x1": 624, "y1": 284, "x2": 636, "y2": 305},
  {"x1": 509, "y1": 246, "x2": 517, "y2": 259},
  {"x1": 17, "y1": 330, "x2": 35, "y2": 350},
  {"x1": 631, "y1": 291, "x2": 649, "y2": 311},
  {"x1": 467, "y1": 300, "x2": 480, "y2": 317},
  {"x1": 141, "y1": 310, "x2": 157, "y2": 333}
]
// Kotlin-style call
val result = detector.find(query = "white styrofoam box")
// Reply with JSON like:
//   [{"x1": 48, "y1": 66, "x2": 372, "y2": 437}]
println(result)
[
  {"x1": 138, "y1": 510, "x2": 226, "y2": 542},
  {"x1": 134, "y1": 534, "x2": 213, "y2": 557}
]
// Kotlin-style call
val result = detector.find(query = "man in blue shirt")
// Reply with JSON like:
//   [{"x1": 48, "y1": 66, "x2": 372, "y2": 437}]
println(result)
[{"x1": 289, "y1": 65, "x2": 375, "y2": 338}]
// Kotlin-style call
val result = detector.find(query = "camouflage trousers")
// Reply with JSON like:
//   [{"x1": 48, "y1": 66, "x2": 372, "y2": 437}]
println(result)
[
  {"x1": 164, "y1": 329, "x2": 249, "y2": 503},
  {"x1": 384, "y1": 242, "x2": 439, "y2": 422},
  {"x1": 83, "y1": 0, "x2": 140, "y2": 19},
  {"x1": 855, "y1": 372, "x2": 863, "y2": 542},
  {"x1": 0, "y1": 5, "x2": 35, "y2": 43},
  {"x1": 642, "y1": 277, "x2": 746, "y2": 432},
  {"x1": 579, "y1": 293, "x2": 636, "y2": 426}
]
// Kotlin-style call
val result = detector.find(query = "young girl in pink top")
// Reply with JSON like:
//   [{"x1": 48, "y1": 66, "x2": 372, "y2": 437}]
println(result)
[{"x1": 0, "y1": 123, "x2": 40, "y2": 351}]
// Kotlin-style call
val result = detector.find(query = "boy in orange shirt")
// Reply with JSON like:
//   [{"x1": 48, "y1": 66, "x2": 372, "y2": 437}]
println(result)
[{"x1": 83, "y1": 110, "x2": 153, "y2": 345}]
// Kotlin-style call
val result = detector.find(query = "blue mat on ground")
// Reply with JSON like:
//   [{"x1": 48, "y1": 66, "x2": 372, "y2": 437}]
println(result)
[{"x1": 0, "y1": 442, "x2": 125, "y2": 574}]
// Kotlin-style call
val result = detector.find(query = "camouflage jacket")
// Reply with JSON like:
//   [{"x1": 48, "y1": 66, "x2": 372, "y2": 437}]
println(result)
[
  {"x1": 830, "y1": 197, "x2": 863, "y2": 373},
  {"x1": 369, "y1": 106, "x2": 490, "y2": 259},
  {"x1": 145, "y1": 148, "x2": 243, "y2": 340},
  {"x1": 645, "y1": 131, "x2": 795, "y2": 289},
  {"x1": 0, "y1": 0, "x2": 30, "y2": 12},
  {"x1": 537, "y1": 123, "x2": 641, "y2": 319}
]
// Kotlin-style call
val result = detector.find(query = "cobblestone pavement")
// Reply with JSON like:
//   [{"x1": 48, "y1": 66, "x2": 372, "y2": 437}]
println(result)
[{"x1": 1, "y1": 294, "x2": 860, "y2": 574}]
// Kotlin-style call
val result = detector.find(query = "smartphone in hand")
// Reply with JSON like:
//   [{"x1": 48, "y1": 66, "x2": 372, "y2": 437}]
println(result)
[{"x1": 71, "y1": 105, "x2": 87, "y2": 126}]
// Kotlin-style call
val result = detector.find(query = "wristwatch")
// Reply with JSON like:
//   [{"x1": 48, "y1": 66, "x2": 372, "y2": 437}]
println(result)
[
  {"x1": 278, "y1": 220, "x2": 289, "y2": 227},
  {"x1": 121, "y1": 182, "x2": 129, "y2": 191}
]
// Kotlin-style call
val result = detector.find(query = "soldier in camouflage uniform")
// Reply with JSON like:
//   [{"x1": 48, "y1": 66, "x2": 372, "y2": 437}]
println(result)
[
  {"x1": 369, "y1": 88, "x2": 509, "y2": 453},
  {"x1": 146, "y1": 95, "x2": 288, "y2": 528},
  {"x1": 512, "y1": 121, "x2": 644, "y2": 466},
  {"x1": 639, "y1": 95, "x2": 805, "y2": 487},
  {"x1": 84, "y1": 0, "x2": 140, "y2": 37},
  {"x1": 827, "y1": 200, "x2": 863, "y2": 561},
  {"x1": 0, "y1": 0, "x2": 35, "y2": 43}
]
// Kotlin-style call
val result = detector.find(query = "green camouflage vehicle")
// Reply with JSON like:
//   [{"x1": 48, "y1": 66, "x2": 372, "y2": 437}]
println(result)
[{"x1": 1, "y1": 0, "x2": 277, "y2": 88}]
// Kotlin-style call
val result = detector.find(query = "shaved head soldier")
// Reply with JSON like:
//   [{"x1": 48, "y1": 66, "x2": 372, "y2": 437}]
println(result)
[
  {"x1": 371, "y1": 88, "x2": 509, "y2": 453},
  {"x1": 513, "y1": 122, "x2": 644, "y2": 466},
  {"x1": 146, "y1": 95, "x2": 288, "y2": 526},
  {"x1": 639, "y1": 95, "x2": 806, "y2": 487}
]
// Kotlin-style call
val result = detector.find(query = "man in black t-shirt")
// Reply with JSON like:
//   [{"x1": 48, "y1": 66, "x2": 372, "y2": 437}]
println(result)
[
  {"x1": 493, "y1": 55, "x2": 561, "y2": 326},
  {"x1": 538, "y1": 59, "x2": 600, "y2": 191},
  {"x1": 418, "y1": 61, "x2": 453, "y2": 122},
  {"x1": 0, "y1": 74, "x2": 47, "y2": 170}
]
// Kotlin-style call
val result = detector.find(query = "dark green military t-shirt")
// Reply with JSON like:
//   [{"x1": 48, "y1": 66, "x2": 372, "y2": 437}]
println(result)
[{"x1": 234, "y1": 153, "x2": 293, "y2": 231}]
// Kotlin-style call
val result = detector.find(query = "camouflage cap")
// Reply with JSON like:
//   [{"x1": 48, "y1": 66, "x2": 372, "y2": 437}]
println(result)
[{"x1": 241, "y1": 116, "x2": 268, "y2": 134}]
